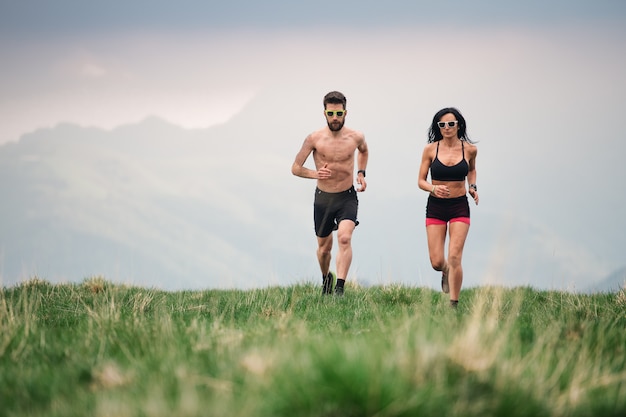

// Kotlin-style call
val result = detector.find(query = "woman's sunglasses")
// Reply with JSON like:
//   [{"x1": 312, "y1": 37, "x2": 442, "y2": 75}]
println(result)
[{"x1": 437, "y1": 121, "x2": 458, "y2": 128}]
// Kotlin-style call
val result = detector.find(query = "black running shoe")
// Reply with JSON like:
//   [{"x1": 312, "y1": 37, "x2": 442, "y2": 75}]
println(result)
[
  {"x1": 334, "y1": 285, "x2": 344, "y2": 297},
  {"x1": 322, "y1": 271, "x2": 336, "y2": 295}
]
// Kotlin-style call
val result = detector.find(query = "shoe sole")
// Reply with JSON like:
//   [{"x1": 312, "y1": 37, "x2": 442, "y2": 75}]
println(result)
[{"x1": 441, "y1": 269, "x2": 449, "y2": 294}]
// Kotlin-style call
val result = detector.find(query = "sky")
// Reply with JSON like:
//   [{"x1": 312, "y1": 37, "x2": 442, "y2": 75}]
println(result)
[
  {"x1": 2, "y1": 0, "x2": 626, "y2": 290},
  {"x1": 2, "y1": 0, "x2": 625, "y2": 145}
]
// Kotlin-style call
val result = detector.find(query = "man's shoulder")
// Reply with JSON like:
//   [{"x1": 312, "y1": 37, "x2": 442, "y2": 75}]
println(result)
[
  {"x1": 308, "y1": 127, "x2": 329, "y2": 140},
  {"x1": 342, "y1": 127, "x2": 365, "y2": 140},
  {"x1": 314, "y1": 126, "x2": 329, "y2": 134},
  {"x1": 308, "y1": 126, "x2": 364, "y2": 142}
]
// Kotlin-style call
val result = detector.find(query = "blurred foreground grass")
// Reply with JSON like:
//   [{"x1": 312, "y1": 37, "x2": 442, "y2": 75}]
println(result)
[{"x1": 1, "y1": 277, "x2": 625, "y2": 417}]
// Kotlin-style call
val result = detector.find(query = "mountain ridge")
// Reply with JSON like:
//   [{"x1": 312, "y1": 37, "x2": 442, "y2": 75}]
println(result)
[{"x1": 1, "y1": 99, "x2": 623, "y2": 291}]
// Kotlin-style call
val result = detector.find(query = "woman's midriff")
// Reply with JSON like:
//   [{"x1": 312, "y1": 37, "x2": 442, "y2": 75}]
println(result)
[{"x1": 433, "y1": 180, "x2": 467, "y2": 198}]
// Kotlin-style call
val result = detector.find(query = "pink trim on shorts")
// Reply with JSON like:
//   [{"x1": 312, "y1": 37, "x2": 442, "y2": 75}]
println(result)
[{"x1": 426, "y1": 217, "x2": 470, "y2": 226}]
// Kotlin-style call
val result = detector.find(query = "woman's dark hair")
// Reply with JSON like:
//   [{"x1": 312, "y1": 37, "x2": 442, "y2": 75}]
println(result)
[
  {"x1": 323, "y1": 91, "x2": 347, "y2": 109},
  {"x1": 428, "y1": 107, "x2": 474, "y2": 143}
]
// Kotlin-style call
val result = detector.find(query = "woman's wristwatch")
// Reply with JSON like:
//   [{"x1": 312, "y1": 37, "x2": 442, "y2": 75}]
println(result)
[{"x1": 469, "y1": 184, "x2": 477, "y2": 192}]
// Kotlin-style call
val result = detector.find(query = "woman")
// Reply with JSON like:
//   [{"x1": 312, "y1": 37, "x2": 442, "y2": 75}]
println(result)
[{"x1": 418, "y1": 107, "x2": 479, "y2": 308}]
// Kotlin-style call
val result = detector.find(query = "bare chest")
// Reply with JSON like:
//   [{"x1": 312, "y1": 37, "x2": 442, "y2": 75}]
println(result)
[{"x1": 315, "y1": 138, "x2": 356, "y2": 162}]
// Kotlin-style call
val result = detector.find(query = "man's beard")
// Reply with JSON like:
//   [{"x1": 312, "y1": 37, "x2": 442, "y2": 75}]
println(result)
[{"x1": 327, "y1": 120, "x2": 344, "y2": 132}]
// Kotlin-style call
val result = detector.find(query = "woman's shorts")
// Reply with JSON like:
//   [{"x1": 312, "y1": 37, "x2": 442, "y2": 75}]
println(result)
[{"x1": 425, "y1": 195, "x2": 470, "y2": 226}]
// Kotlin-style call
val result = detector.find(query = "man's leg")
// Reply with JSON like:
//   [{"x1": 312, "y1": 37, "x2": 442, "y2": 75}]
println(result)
[
  {"x1": 317, "y1": 234, "x2": 333, "y2": 293},
  {"x1": 335, "y1": 220, "x2": 356, "y2": 294}
]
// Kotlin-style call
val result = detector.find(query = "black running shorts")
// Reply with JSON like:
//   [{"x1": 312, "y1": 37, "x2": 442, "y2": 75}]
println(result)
[
  {"x1": 313, "y1": 186, "x2": 359, "y2": 237},
  {"x1": 425, "y1": 195, "x2": 470, "y2": 223}
]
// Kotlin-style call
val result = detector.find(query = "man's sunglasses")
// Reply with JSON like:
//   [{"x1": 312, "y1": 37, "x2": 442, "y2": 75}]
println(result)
[
  {"x1": 437, "y1": 121, "x2": 458, "y2": 128},
  {"x1": 325, "y1": 110, "x2": 346, "y2": 117}
]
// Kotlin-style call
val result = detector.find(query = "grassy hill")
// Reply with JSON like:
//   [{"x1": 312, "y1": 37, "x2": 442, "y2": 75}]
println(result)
[{"x1": 1, "y1": 278, "x2": 625, "y2": 416}]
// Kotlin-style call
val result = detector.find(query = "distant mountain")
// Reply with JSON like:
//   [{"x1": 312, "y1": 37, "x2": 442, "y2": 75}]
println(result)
[
  {"x1": 583, "y1": 267, "x2": 626, "y2": 293},
  {"x1": 0, "y1": 110, "x2": 315, "y2": 289},
  {"x1": 1, "y1": 89, "x2": 622, "y2": 292}
]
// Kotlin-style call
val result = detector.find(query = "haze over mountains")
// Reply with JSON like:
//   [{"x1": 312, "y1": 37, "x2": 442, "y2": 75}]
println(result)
[{"x1": 1, "y1": 88, "x2": 625, "y2": 292}]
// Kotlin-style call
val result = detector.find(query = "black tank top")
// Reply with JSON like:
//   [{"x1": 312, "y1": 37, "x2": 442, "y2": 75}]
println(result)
[{"x1": 430, "y1": 141, "x2": 469, "y2": 182}]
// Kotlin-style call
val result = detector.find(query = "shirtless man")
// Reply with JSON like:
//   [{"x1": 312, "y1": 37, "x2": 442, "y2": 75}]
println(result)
[{"x1": 291, "y1": 91, "x2": 369, "y2": 296}]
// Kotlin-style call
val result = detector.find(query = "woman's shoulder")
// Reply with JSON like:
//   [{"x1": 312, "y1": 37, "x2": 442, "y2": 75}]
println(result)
[
  {"x1": 464, "y1": 140, "x2": 478, "y2": 152},
  {"x1": 421, "y1": 141, "x2": 437, "y2": 159}
]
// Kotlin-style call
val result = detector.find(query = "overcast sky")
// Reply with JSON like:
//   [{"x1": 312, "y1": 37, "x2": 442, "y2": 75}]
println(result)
[
  {"x1": 2, "y1": 0, "x2": 626, "y2": 289},
  {"x1": 2, "y1": 0, "x2": 625, "y2": 144},
  {"x1": 3, "y1": 1, "x2": 624, "y2": 34}
]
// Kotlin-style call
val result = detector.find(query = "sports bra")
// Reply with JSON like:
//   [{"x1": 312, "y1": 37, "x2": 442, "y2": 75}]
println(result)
[{"x1": 430, "y1": 141, "x2": 469, "y2": 182}]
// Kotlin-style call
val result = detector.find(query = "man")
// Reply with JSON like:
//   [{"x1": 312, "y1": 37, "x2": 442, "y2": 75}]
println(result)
[{"x1": 291, "y1": 91, "x2": 369, "y2": 295}]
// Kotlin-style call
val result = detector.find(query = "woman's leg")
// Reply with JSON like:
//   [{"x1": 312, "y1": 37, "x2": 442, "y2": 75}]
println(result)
[
  {"x1": 426, "y1": 223, "x2": 448, "y2": 273},
  {"x1": 447, "y1": 221, "x2": 470, "y2": 301}
]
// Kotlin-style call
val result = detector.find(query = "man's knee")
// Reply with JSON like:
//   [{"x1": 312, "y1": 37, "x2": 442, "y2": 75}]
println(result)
[
  {"x1": 337, "y1": 233, "x2": 352, "y2": 247},
  {"x1": 337, "y1": 220, "x2": 356, "y2": 246},
  {"x1": 317, "y1": 247, "x2": 331, "y2": 257}
]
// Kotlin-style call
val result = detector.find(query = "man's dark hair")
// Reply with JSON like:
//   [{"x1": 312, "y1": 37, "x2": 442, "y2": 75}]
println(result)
[{"x1": 323, "y1": 91, "x2": 347, "y2": 109}]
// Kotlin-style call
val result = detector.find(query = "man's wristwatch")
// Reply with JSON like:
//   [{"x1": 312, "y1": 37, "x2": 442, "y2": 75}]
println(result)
[
  {"x1": 469, "y1": 184, "x2": 477, "y2": 191},
  {"x1": 357, "y1": 170, "x2": 366, "y2": 177}
]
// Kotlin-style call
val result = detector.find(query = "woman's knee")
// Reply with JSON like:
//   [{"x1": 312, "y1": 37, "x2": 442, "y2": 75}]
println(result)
[
  {"x1": 430, "y1": 256, "x2": 445, "y2": 271},
  {"x1": 448, "y1": 253, "x2": 462, "y2": 268}
]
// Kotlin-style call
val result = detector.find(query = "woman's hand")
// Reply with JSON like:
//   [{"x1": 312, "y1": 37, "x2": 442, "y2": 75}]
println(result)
[
  {"x1": 469, "y1": 188, "x2": 479, "y2": 205},
  {"x1": 431, "y1": 184, "x2": 450, "y2": 198}
]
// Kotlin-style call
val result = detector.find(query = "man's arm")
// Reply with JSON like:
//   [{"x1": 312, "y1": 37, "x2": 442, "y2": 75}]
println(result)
[
  {"x1": 356, "y1": 135, "x2": 368, "y2": 191},
  {"x1": 291, "y1": 135, "x2": 319, "y2": 179},
  {"x1": 356, "y1": 136, "x2": 368, "y2": 173}
]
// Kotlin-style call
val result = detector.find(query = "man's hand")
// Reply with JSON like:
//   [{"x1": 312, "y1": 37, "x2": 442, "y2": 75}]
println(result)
[
  {"x1": 357, "y1": 177, "x2": 367, "y2": 192},
  {"x1": 317, "y1": 163, "x2": 332, "y2": 180}
]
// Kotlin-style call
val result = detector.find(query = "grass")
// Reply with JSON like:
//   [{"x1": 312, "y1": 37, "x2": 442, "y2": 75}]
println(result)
[{"x1": 1, "y1": 277, "x2": 625, "y2": 417}]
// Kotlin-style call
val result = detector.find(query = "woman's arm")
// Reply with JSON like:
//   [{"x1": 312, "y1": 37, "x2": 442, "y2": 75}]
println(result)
[
  {"x1": 467, "y1": 144, "x2": 479, "y2": 205},
  {"x1": 418, "y1": 144, "x2": 435, "y2": 194}
]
